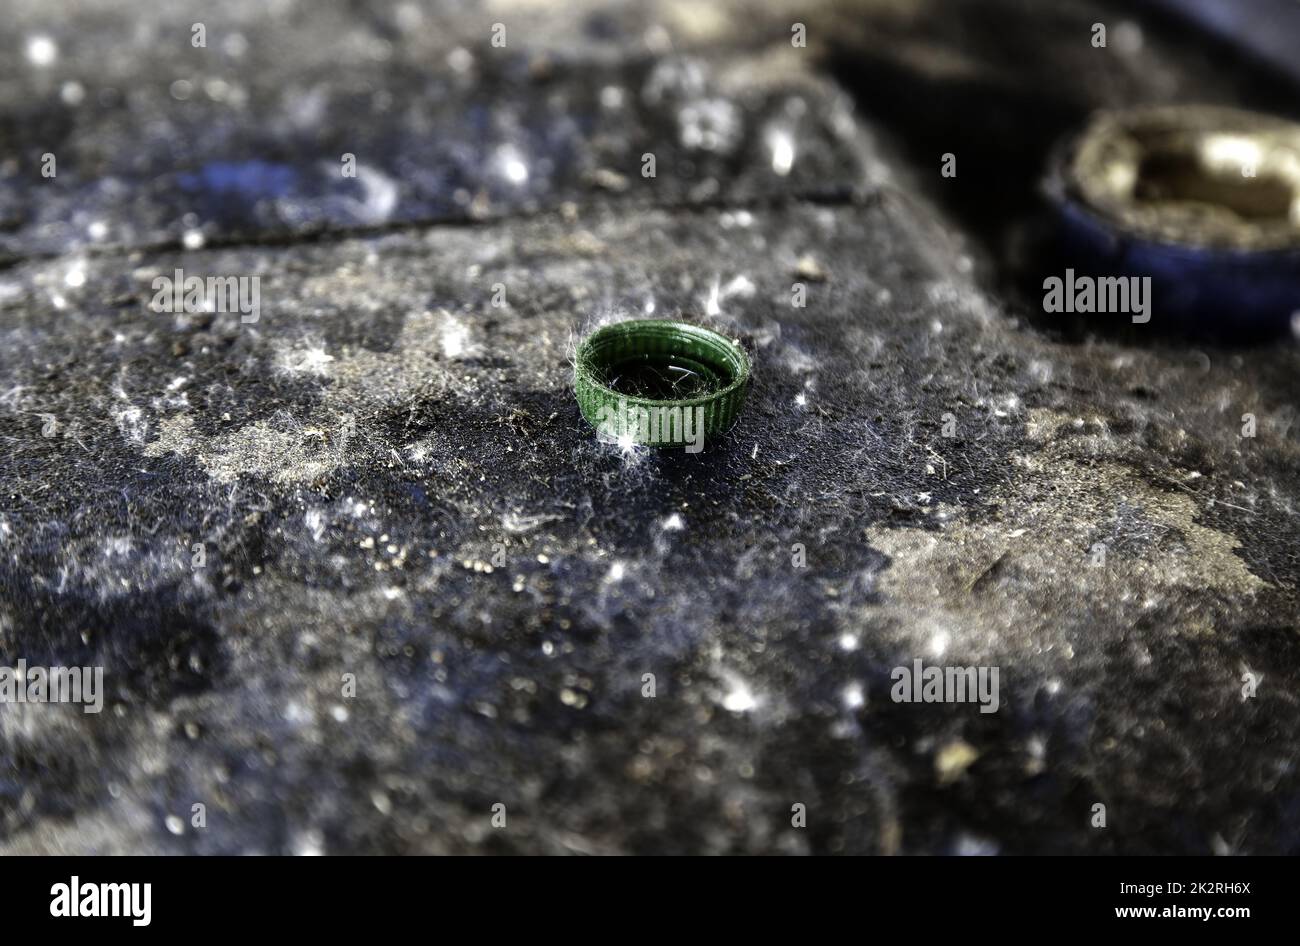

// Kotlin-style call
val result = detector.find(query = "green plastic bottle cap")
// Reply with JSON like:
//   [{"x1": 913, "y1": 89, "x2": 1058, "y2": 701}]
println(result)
[{"x1": 574, "y1": 319, "x2": 752, "y2": 450}]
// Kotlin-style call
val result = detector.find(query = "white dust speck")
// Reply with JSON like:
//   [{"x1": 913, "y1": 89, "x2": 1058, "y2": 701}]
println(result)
[
  {"x1": 114, "y1": 406, "x2": 148, "y2": 445},
  {"x1": 497, "y1": 147, "x2": 529, "y2": 185},
  {"x1": 722, "y1": 274, "x2": 755, "y2": 299},
  {"x1": 448, "y1": 47, "x2": 473, "y2": 73},
  {"x1": 768, "y1": 127, "x2": 795, "y2": 176},
  {"x1": 350, "y1": 165, "x2": 399, "y2": 224},
  {"x1": 954, "y1": 833, "x2": 999, "y2": 856},
  {"x1": 292, "y1": 829, "x2": 325, "y2": 856},
  {"x1": 277, "y1": 344, "x2": 335, "y2": 377},
  {"x1": 26, "y1": 36, "x2": 57, "y2": 67},
  {"x1": 704, "y1": 280, "x2": 722, "y2": 316},
  {"x1": 440, "y1": 315, "x2": 472, "y2": 358},
  {"x1": 1114, "y1": 21, "x2": 1144, "y2": 55},
  {"x1": 721, "y1": 675, "x2": 758, "y2": 713},
  {"x1": 679, "y1": 98, "x2": 742, "y2": 153},
  {"x1": 502, "y1": 511, "x2": 561, "y2": 533},
  {"x1": 304, "y1": 509, "x2": 327, "y2": 542}
]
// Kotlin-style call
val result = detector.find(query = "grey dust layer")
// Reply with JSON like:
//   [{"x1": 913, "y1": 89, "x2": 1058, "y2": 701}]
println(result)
[{"x1": 1, "y1": 0, "x2": 1298, "y2": 854}]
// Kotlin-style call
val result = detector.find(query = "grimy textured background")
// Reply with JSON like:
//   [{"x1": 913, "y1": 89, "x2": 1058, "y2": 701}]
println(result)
[{"x1": 1, "y1": 0, "x2": 1298, "y2": 854}]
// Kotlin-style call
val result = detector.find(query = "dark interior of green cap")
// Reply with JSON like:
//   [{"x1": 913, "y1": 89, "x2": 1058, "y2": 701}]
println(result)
[{"x1": 579, "y1": 321, "x2": 748, "y2": 404}]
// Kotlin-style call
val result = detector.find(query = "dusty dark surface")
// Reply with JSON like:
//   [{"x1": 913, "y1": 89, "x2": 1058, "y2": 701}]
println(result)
[{"x1": 1, "y1": 0, "x2": 1298, "y2": 854}]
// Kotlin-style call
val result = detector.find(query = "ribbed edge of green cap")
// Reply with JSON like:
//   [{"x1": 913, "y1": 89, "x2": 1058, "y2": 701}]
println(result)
[{"x1": 573, "y1": 320, "x2": 751, "y2": 448}]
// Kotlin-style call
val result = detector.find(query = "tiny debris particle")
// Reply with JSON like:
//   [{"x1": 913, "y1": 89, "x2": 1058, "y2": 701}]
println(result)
[
  {"x1": 935, "y1": 740, "x2": 980, "y2": 785},
  {"x1": 721, "y1": 676, "x2": 758, "y2": 713},
  {"x1": 26, "y1": 35, "x2": 57, "y2": 67},
  {"x1": 794, "y1": 255, "x2": 828, "y2": 282},
  {"x1": 590, "y1": 168, "x2": 629, "y2": 192},
  {"x1": 560, "y1": 688, "x2": 588, "y2": 708}
]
